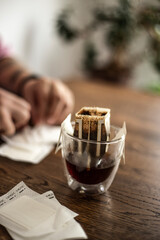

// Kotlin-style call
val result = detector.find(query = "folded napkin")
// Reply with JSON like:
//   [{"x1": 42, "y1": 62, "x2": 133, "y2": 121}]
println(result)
[
  {"x1": 0, "y1": 182, "x2": 87, "y2": 240},
  {"x1": 0, "y1": 125, "x2": 61, "y2": 164}
]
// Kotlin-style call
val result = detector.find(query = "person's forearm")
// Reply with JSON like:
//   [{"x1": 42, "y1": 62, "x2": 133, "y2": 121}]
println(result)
[{"x1": 0, "y1": 57, "x2": 30, "y2": 94}]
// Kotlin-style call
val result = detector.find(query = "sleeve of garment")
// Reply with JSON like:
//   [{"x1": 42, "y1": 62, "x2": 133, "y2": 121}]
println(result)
[{"x1": 0, "y1": 39, "x2": 10, "y2": 58}]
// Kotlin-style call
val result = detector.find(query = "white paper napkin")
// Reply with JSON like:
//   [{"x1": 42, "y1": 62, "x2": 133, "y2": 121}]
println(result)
[
  {"x1": 0, "y1": 125, "x2": 61, "y2": 164},
  {"x1": 0, "y1": 182, "x2": 87, "y2": 240}
]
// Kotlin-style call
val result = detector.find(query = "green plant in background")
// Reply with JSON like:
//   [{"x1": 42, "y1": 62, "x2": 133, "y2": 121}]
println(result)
[{"x1": 56, "y1": 0, "x2": 160, "y2": 89}]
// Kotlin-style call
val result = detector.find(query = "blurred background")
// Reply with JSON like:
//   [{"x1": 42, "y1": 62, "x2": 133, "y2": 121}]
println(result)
[{"x1": 0, "y1": 0, "x2": 160, "y2": 92}]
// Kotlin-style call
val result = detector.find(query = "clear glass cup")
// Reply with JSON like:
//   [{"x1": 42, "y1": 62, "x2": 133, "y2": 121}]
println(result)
[{"x1": 61, "y1": 124, "x2": 125, "y2": 195}]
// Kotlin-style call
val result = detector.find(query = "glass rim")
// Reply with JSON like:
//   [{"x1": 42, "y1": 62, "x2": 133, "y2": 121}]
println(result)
[{"x1": 62, "y1": 123, "x2": 125, "y2": 145}]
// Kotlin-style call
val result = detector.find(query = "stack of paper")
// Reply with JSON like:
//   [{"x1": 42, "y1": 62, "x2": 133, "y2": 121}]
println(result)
[{"x1": 0, "y1": 182, "x2": 87, "y2": 240}]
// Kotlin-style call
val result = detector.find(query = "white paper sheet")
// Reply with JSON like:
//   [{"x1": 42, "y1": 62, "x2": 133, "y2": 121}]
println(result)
[
  {"x1": 0, "y1": 125, "x2": 61, "y2": 163},
  {"x1": 8, "y1": 218, "x2": 87, "y2": 240},
  {"x1": 0, "y1": 196, "x2": 55, "y2": 230}
]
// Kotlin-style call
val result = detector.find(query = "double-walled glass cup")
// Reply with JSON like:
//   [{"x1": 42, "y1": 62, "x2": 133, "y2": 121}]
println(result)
[{"x1": 61, "y1": 124, "x2": 125, "y2": 195}]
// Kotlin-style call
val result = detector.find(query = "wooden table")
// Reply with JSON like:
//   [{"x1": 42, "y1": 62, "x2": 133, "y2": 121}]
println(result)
[{"x1": 0, "y1": 80, "x2": 160, "y2": 240}]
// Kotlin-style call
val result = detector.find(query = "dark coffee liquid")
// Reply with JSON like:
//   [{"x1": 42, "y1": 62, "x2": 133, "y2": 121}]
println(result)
[{"x1": 65, "y1": 153, "x2": 116, "y2": 185}]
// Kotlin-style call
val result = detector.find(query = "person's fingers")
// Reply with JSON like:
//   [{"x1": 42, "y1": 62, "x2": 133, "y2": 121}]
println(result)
[
  {"x1": 22, "y1": 78, "x2": 75, "y2": 126},
  {"x1": 35, "y1": 83, "x2": 50, "y2": 124},
  {"x1": 0, "y1": 107, "x2": 15, "y2": 136},
  {"x1": 24, "y1": 81, "x2": 50, "y2": 124},
  {"x1": 45, "y1": 81, "x2": 68, "y2": 123},
  {"x1": 44, "y1": 83, "x2": 55, "y2": 119},
  {"x1": 12, "y1": 106, "x2": 31, "y2": 129},
  {"x1": 45, "y1": 90, "x2": 60, "y2": 123},
  {"x1": 0, "y1": 88, "x2": 31, "y2": 134},
  {"x1": 56, "y1": 102, "x2": 73, "y2": 124},
  {"x1": 23, "y1": 87, "x2": 38, "y2": 124},
  {"x1": 47, "y1": 99, "x2": 66, "y2": 125},
  {"x1": 46, "y1": 82, "x2": 74, "y2": 125},
  {"x1": 0, "y1": 88, "x2": 31, "y2": 111},
  {"x1": 12, "y1": 95, "x2": 31, "y2": 111}
]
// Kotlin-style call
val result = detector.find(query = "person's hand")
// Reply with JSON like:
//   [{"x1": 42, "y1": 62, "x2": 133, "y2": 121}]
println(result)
[
  {"x1": 0, "y1": 88, "x2": 31, "y2": 135},
  {"x1": 22, "y1": 78, "x2": 74, "y2": 125}
]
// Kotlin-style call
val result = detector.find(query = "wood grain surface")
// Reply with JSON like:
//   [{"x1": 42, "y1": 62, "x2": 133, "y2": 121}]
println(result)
[{"x1": 0, "y1": 80, "x2": 160, "y2": 240}]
